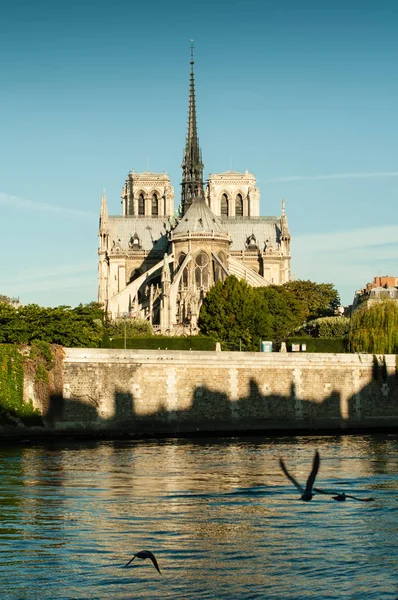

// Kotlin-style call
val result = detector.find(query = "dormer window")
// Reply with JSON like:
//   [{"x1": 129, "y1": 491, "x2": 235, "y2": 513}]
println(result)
[
  {"x1": 246, "y1": 233, "x2": 258, "y2": 250},
  {"x1": 129, "y1": 233, "x2": 141, "y2": 249}
]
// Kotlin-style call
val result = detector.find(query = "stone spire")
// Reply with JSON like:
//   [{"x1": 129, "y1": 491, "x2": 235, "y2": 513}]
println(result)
[
  {"x1": 100, "y1": 189, "x2": 108, "y2": 218},
  {"x1": 181, "y1": 40, "x2": 204, "y2": 216},
  {"x1": 280, "y1": 198, "x2": 291, "y2": 259},
  {"x1": 280, "y1": 198, "x2": 290, "y2": 238},
  {"x1": 99, "y1": 189, "x2": 108, "y2": 229}
]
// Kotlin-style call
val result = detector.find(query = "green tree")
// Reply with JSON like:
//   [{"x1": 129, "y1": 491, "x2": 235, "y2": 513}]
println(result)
[
  {"x1": 0, "y1": 302, "x2": 17, "y2": 343},
  {"x1": 0, "y1": 302, "x2": 105, "y2": 347},
  {"x1": 258, "y1": 285, "x2": 306, "y2": 340},
  {"x1": 106, "y1": 317, "x2": 153, "y2": 338},
  {"x1": 283, "y1": 280, "x2": 340, "y2": 320},
  {"x1": 198, "y1": 276, "x2": 306, "y2": 350},
  {"x1": 198, "y1": 276, "x2": 264, "y2": 350},
  {"x1": 348, "y1": 301, "x2": 398, "y2": 354}
]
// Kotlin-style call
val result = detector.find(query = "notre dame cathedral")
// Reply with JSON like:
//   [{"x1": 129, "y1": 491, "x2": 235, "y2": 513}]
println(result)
[{"x1": 98, "y1": 49, "x2": 291, "y2": 333}]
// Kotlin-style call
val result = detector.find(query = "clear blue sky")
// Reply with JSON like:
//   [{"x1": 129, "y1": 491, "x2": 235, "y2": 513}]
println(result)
[{"x1": 1, "y1": 0, "x2": 397, "y2": 307}]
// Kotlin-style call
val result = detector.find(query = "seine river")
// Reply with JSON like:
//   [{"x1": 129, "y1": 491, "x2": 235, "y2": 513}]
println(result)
[{"x1": 0, "y1": 434, "x2": 397, "y2": 599}]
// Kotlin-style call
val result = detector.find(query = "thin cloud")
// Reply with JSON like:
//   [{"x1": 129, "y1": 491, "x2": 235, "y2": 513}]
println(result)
[
  {"x1": 292, "y1": 224, "x2": 398, "y2": 299},
  {"x1": 0, "y1": 192, "x2": 96, "y2": 218},
  {"x1": 0, "y1": 263, "x2": 95, "y2": 286},
  {"x1": 0, "y1": 275, "x2": 96, "y2": 295},
  {"x1": 266, "y1": 171, "x2": 398, "y2": 183},
  {"x1": 294, "y1": 225, "x2": 398, "y2": 253}
]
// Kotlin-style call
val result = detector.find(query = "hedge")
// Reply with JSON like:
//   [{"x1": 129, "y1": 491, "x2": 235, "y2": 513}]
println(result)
[
  {"x1": 102, "y1": 336, "x2": 216, "y2": 351},
  {"x1": 286, "y1": 337, "x2": 347, "y2": 353}
]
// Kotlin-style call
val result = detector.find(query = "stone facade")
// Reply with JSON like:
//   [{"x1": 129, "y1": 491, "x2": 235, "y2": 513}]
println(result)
[
  {"x1": 10, "y1": 349, "x2": 398, "y2": 437},
  {"x1": 97, "y1": 53, "x2": 291, "y2": 331},
  {"x1": 206, "y1": 170, "x2": 260, "y2": 217}
]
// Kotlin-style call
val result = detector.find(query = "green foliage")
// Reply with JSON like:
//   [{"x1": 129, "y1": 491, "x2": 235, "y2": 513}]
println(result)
[
  {"x1": 348, "y1": 301, "x2": 398, "y2": 354},
  {"x1": 30, "y1": 340, "x2": 54, "y2": 370},
  {"x1": 198, "y1": 276, "x2": 307, "y2": 350},
  {"x1": 0, "y1": 302, "x2": 104, "y2": 347},
  {"x1": 259, "y1": 285, "x2": 307, "y2": 340},
  {"x1": 283, "y1": 280, "x2": 340, "y2": 320},
  {"x1": 198, "y1": 276, "x2": 262, "y2": 350},
  {"x1": 0, "y1": 344, "x2": 42, "y2": 425},
  {"x1": 287, "y1": 337, "x2": 346, "y2": 353},
  {"x1": 302, "y1": 316, "x2": 350, "y2": 339},
  {"x1": 105, "y1": 317, "x2": 153, "y2": 338}
]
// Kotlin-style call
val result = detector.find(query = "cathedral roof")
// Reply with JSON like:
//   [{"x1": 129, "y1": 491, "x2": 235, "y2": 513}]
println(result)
[
  {"x1": 223, "y1": 217, "x2": 281, "y2": 251},
  {"x1": 173, "y1": 198, "x2": 227, "y2": 235},
  {"x1": 107, "y1": 216, "x2": 168, "y2": 252}
]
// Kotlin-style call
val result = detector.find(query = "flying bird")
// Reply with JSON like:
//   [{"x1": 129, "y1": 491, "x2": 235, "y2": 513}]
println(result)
[
  {"x1": 124, "y1": 550, "x2": 162, "y2": 574},
  {"x1": 279, "y1": 450, "x2": 320, "y2": 501},
  {"x1": 314, "y1": 488, "x2": 374, "y2": 502}
]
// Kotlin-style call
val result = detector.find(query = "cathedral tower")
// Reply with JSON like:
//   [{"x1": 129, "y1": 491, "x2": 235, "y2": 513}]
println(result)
[{"x1": 181, "y1": 42, "x2": 204, "y2": 216}]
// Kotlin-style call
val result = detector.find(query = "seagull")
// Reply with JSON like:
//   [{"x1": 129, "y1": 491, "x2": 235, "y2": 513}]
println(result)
[
  {"x1": 314, "y1": 488, "x2": 374, "y2": 502},
  {"x1": 124, "y1": 550, "x2": 162, "y2": 574},
  {"x1": 279, "y1": 450, "x2": 320, "y2": 501}
]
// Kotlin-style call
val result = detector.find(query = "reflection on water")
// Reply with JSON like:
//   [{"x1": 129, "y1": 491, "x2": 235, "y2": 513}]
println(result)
[{"x1": 0, "y1": 435, "x2": 397, "y2": 599}]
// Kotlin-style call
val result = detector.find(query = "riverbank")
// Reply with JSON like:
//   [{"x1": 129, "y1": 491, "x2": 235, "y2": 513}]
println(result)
[{"x1": 1, "y1": 348, "x2": 398, "y2": 439}]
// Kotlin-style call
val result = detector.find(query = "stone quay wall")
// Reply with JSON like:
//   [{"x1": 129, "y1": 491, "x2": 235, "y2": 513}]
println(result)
[{"x1": 19, "y1": 349, "x2": 398, "y2": 436}]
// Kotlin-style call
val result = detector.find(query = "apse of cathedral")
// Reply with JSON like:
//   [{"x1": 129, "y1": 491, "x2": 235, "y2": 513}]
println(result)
[{"x1": 98, "y1": 48, "x2": 291, "y2": 333}]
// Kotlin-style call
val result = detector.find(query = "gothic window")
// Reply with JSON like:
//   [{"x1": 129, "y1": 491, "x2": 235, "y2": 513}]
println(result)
[
  {"x1": 195, "y1": 252, "x2": 209, "y2": 290},
  {"x1": 177, "y1": 253, "x2": 189, "y2": 289},
  {"x1": 235, "y1": 193, "x2": 243, "y2": 216},
  {"x1": 152, "y1": 193, "x2": 158, "y2": 216},
  {"x1": 128, "y1": 196, "x2": 134, "y2": 215},
  {"x1": 221, "y1": 193, "x2": 229, "y2": 216},
  {"x1": 182, "y1": 267, "x2": 189, "y2": 288},
  {"x1": 138, "y1": 194, "x2": 145, "y2": 216}
]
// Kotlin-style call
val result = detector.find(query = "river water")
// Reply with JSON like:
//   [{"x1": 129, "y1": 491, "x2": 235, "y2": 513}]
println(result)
[{"x1": 0, "y1": 434, "x2": 397, "y2": 599}]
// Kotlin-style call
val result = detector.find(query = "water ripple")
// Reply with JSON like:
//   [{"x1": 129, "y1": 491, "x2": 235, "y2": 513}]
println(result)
[{"x1": 0, "y1": 434, "x2": 398, "y2": 598}]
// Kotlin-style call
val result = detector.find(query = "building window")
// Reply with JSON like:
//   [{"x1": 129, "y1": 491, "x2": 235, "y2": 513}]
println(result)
[
  {"x1": 152, "y1": 193, "x2": 158, "y2": 216},
  {"x1": 138, "y1": 194, "x2": 145, "y2": 216},
  {"x1": 221, "y1": 193, "x2": 229, "y2": 216},
  {"x1": 195, "y1": 252, "x2": 209, "y2": 289},
  {"x1": 235, "y1": 193, "x2": 243, "y2": 216}
]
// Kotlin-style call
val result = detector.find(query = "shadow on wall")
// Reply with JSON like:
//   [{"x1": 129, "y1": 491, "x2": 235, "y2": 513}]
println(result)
[{"x1": 36, "y1": 364, "x2": 398, "y2": 436}]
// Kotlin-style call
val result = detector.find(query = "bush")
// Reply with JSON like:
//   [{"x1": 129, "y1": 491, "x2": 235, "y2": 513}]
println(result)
[
  {"x1": 105, "y1": 318, "x2": 153, "y2": 338},
  {"x1": 303, "y1": 316, "x2": 350, "y2": 339},
  {"x1": 287, "y1": 337, "x2": 346, "y2": 353},
  {"x1": 104, "y1": 336, "x2": 216, "y2": 351}
]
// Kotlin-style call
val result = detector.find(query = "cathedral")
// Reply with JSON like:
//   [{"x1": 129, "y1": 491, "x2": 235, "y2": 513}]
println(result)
[{"x1": 98, "y1": 49, "x2": 291, "y2": 333}]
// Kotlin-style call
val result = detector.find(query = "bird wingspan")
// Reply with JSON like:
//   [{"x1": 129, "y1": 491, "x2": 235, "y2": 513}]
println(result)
[
  {"x1": 146, "y1": 551, "x2": 162, "y2": 575},
  {"x1": 306, "y1": 450, "x2": 320, "y2": 494},
  {"x1": 345, "y1": 494, "x2": 374, "y2": 502},
  {"x1": 313, "y1": 487, "x2": 331, "y2": 495},
  {"x1": 279, "y1": 458, "x2": 304, "y2": 494},
  {"x1": 124, "y1": 555, "x2": 136, "y2": 568},
  {"x1": 124, "y1": 551, "x2": 162, "y2": 574}
]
